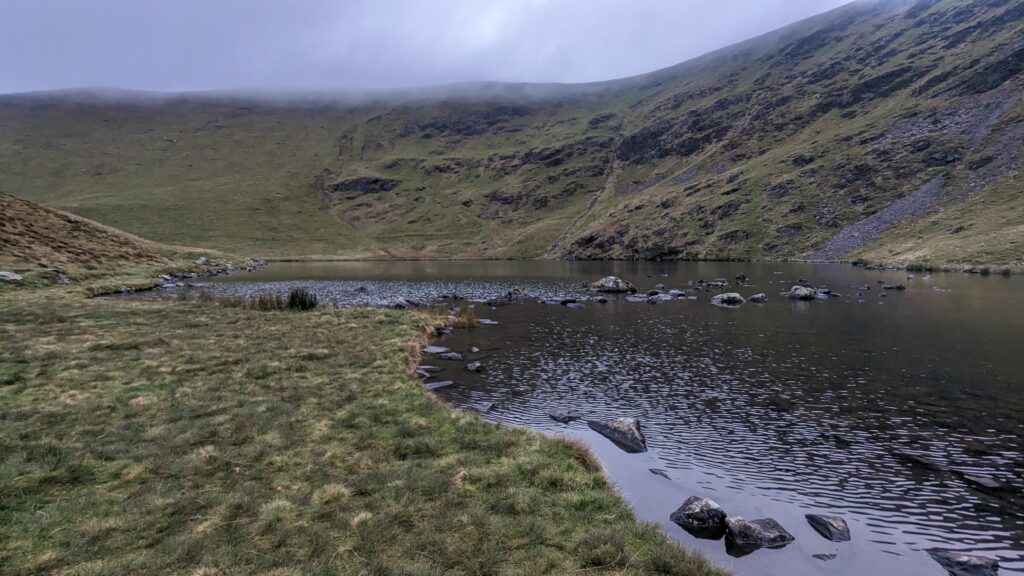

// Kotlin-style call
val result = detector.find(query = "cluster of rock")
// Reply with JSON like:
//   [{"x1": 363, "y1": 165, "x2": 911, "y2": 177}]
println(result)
[
  {"x1": 669, "y1": 497, "x2": 851, "y2": 559},
  {"x1": 417, "y1": 338, "x2": 494, "y2": 412}
]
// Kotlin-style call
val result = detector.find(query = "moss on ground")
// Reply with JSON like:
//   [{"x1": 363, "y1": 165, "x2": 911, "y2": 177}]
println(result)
[{"x1": 0, "y1": 288, "x2": 725, "y2": 575}]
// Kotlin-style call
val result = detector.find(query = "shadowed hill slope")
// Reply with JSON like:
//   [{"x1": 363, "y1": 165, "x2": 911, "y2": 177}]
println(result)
[{"x1": 0, "y1": 0, "x2": 1021, "y2": 267}]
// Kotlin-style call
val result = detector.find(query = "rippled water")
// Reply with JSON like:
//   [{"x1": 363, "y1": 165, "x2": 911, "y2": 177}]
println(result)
[{"x1": 124, "y1": 261, "x2": 1024, "y2": 576}]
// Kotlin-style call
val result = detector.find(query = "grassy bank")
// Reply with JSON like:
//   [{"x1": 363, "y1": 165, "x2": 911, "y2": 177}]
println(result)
[{"x1": 0, "y1": 288, "x2": 724, "y2": 575}]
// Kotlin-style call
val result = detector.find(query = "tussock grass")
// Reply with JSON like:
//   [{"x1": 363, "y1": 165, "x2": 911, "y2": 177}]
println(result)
[{"x1": 0, "y1": 289, "x2": 725, "y2": 575}]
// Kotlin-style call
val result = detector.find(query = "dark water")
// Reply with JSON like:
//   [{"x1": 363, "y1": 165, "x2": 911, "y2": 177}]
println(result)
[{"x1": 137, "y1": 261, "x2": 1023, "y2": 575}]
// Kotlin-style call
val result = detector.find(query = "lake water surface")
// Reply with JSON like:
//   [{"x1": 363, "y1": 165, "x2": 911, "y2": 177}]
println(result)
[{"x1": 153, "y1": 261, "x2": 1023, "y2": 576}]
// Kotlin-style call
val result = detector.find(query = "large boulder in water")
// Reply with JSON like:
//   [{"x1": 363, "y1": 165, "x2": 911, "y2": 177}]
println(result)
[
  {"x1": 711, "y1": 293, "x2": 745, "y2": 307},
  {"x1": 590, "y1": 276, "x2": 637, "y2": 293},
  {"x1": 670, "y1": 497, "x2": 727, "y2": 539},
  {"x1": 805, "y1": 514, "x2": 850, "y2": 542},
  {"x1": 927, "y1": 549, "x2": 999, "y2": 576},
  {"x1": 787, "y1": 285, "x2": 817, "y2": 300},
  {"x1": 587, "y1": 417, "x2": 647, "y2": 453},
  {"x1": 725, "y1": 516, "x2": 795, "y2": 556}
]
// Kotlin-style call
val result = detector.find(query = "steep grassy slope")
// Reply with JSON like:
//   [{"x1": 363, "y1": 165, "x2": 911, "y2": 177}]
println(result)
[
  {"x1": 0, "y1": 0, "x2": 1021, "y2": 266},
  {"x1": 0, "y1": 191, "x2": 172, "y2": 273}
]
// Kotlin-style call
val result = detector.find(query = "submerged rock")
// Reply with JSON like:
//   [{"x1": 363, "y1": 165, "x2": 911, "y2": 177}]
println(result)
[
  {"x1": 469, "y1": 402, "x2": 494, "y2": 414},
  {"x1": 649, "y1": 468, "x2": 671, "y2": 479},
  {"x1": 591, "y1": 276, "x2": 637, "y2": 293},
  {"x1": 418, "y1": 365, "x2": 442, "y2": 373},
  {"x1": 805, "y1": 514, "x2": 850, "y2": 542},
  {"x1": 883, "y1": 283, "x2": 907, "y2": 291},
  {"x1": 424, "y1": 380, "x2": 456, "y2": 391},
  {"x1": 725, "y1": 516, "x2": 795, "y2": 555},
  {"x1": 435, "y1": 352, "x2": 464, "y2": 361},
  {"x1": 787, "y1": 286, "x2": 817, "y2": 300},
  {"x1": 927, "y1": 549, "x2": 999, "y2": 576},
  {"x1": 466, "y1": 361, "x2": 484, "y2": 373},
  {"x1": 749, "y1": 293, "x2": 768, "y2": 303},
  {"x1": 422, "y1": 346, "x2": 450, "y2": 355},
  {"x1": 478, "y1": 319, "x2": 499, "y2": 325},
  {"x1": 670, "y1": 497, "x2": 727, "y2": 539},
  {"x1": 587, "y1": 417, "x2": 647, "y2": 453},
  {"x1": 548, "y1": 408, "x2": 583, "y2": 423},
  {"x1": 813, "y1": 553, "x2": 837, "y2": 561}
]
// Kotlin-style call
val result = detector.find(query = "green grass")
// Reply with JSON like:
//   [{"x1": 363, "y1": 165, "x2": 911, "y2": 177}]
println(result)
[{"x1": 0, "y1": 288, "x2": 725, "y2": 575}]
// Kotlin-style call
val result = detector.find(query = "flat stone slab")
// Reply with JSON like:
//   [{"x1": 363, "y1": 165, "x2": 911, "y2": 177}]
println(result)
[
  {"x1": 587, "y1": 417, "x2": 647, "y2": 453},
  {"x1": 435, "y1": 352, "x2": 464, "y2": 361},
  {"x1": 805, "y1": 514, "x2": 850, "y2": 542},
  {"x1": 928, "y1": 548, "x2": 999, "y2": 576},
  {"x1": 424, "y1": 380, "x2": 456, "y2": 391},
  {"x1": 422, "y1": 346, "x2": 450, "y2": 355}
]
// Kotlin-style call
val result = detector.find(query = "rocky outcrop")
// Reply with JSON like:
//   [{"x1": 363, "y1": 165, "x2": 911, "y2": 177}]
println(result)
[
  {"x1": 587, "y1": 417, "x2": 647, "y2": 453},
  {"x1": 590, "y1": 276, "x2": 637, "y2": 293},
  {"x1": 805, "y1": 514, "x2": 851, "y2": 542},
  {"x1": 670, "y1": 497, "x2": 728, "y2": 539}
]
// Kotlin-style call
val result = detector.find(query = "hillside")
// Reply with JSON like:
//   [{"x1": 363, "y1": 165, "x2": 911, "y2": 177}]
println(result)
[
  {"x1": 0, "y1": 191, "x2": 172, "y2": 276},
  {"x1": 0, "y1": 0, "x2": 1021, "y2": 267}
]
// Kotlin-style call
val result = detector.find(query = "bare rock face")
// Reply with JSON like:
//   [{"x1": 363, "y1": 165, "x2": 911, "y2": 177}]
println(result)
[
  {"x1": 725, "y1": 516, "x2": 795, "y2": 557},
  {"x1": 586, "y1": 417, "x2": 647, "y2": 453},
  {"x1": 927, "y1": 549, "x2": 999, "y2": 576},
  {"x1": 670, "y1": 497, "x2": 727, "y2": 539},
  {"x1": 805, "y1": 514, "x2": 851, "y2": 542},
  {"x1": 590, "y1": 276, "x2": 637, "y2": 293}
]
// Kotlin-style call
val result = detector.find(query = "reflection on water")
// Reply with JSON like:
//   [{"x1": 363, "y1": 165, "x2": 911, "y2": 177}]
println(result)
[{"x1": 124, "y1": 261, "x2": 1024, "y2": 576}]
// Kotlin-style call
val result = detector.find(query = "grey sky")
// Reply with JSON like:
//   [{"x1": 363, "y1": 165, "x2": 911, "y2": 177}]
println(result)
[{"x1": 0, "y1": 0, "x2": 852, "y2": 94}]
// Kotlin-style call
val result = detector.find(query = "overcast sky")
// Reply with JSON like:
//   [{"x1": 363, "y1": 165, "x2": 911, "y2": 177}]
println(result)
[{"x1": 0, "y1": 0, "x2": 852, "y2": 94}]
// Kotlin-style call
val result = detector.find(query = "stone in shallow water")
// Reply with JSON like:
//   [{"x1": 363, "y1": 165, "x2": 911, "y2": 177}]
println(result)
[
  {"x1": 725, "y1": 516, "x2": 795, "y2": 557},
  {"x1": 548, "y1": 408, "x2": 583, "y2": 423},
  {"x1": 590, "y1": 276, "x2": 636, "y2": 293},
  {"x1": 422, "y1": 346, "x2": 449, "y2": 355},
  {"x1": 418, "y1": 365, "x2": 442, "y2": 373},
  {"x1": 424, "y1": 380, "x2": 455, "y2": 391},
  {"x1": 787, "y1": 285, "x2": 817, "y2": 300},
  {"x1": 478, "y1": 318, "x2": 499, "y2": 325},
  {"x1": 649, "y1": 468, "x2": 671, "y2": 479},
  {"x1": 586, "y1": 418, "x2": 647, "y2": 453},
  {"x1": 711, "y1": 292, "x2": 745, "y2": 307},
  {"x1": 927, "y1": 548, "x2": 999, "y2": 576},
  {"x1": 469, "y1": 402, "x2": 494, "y2": 414},
  {"x1": 805, "y1": 514, "x2": 850, "y2": 542},
  {"x1": 435, "y1": 352, "x2": 464, "y2": 361},
  {"x1": 812, "y1": 553, "x2": 837, "y2": 561},
  {"x1": 670, "y1": 497, "x2": 727, "y2": 540},
  {"x1": 466, "y1": 361, "x2": 484, "y2": 373},
  {"x1": 749, "y1": 293, "x2": 768, "y2": 303}
]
